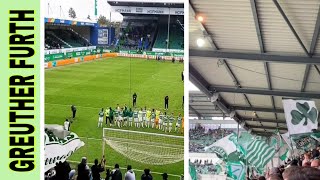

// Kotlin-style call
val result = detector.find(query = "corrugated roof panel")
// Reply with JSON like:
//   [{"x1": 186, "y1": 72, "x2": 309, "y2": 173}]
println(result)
[
  {"x1": 305, "y1": 65, "x2": 320, "y2": 92},
  {"x1": 190, "y1": 57, "x2": 235, "y2": 86},
  {"x1": 256, "y1": 112, "x2": 277, "y2": 119},
  {"x1": 192, "y1": 0, "x2": 260, "y2": 51},
  {"x1": 252, "y1": 128, "x2": 265, "y2": 132},
  {"x1": 221, "y1": 93, "x2": 249, "y2": 107},
  {"x1": 276, "y1": 113, "x2": 286, "y2": 121},
  {"x1": 227, "y1": 60, "x2": 268, "y2": 88},
  {"x1": 268, "y1": 62, "x2": 305, "y2": 91},
  {"x1": 236, "y1": 110, "x2": 256, "y2": 118},
  {"x1": 246, "y1": 121, "x2": 261, "y2": 126},
  {"x1": 256, "y1": 0, "x2": 304, "y2": 54},
  {"x1": 261, "y1": 122, "x2": 278, "y2": 127},
  {"x1": 245, "y1": 94, "x2": 272, "y2": 107},
  {"x1": 277, "y1": 0, "x2": 319, "y2": 51},
  {"x1": 189, "y1": 6, "x2": 213, "y2": 50}
]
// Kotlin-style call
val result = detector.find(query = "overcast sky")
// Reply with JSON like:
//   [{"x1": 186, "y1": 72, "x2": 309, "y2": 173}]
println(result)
[{"x1": 45, "y1": 0, "x2": 123, "y2": 21}]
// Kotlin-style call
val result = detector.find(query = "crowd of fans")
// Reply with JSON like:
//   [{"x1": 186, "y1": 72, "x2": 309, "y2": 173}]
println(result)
[
  {"x1": 189, "y1": 126, "x2": 234, "y2": 152},
  {"x1": 45, "y1": 156, "x2": 172, "y2": 180},
  {"x1": 247, "y1": 146, "x2": 320, "y2": 180},
  {"x1": 190, "y1": 159, "x2": 221, "y2": 175},
  {"x1": 117, "y1": 23, "x2": 156, "y2": 50},
  {"x1": 45, "y1": 34, "x2": 62, "y2": 49}
]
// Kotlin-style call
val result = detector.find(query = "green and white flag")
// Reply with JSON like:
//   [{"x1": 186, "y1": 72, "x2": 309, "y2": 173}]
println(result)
[
  {"x1": 189, "y1": 162, "x2": 197, "y2": 180},
  {"x1": 245, "y1": 138, "x2": 275, "y2": 172},
  {"x1": 282, "y1": 99, "x2": 318, "y2": 135},
  {"x1": 45, "y1": 127, "x2": 85, "y2": 172},
  {"x1": 226, "y1": 161, "x2": 245, "y2": 180},
  {"x1": 311, "y1": 132, "x2": 320, "y2": 142},
  {"x1": 204, "y1": 133, "x2": 237, "y2": 160}
]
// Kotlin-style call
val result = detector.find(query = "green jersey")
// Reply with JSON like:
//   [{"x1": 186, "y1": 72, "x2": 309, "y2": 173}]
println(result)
[
  {"x1": 133, "y1": 111, "x2": 138, "y2": 118},
  {"x1": 163, "y1": 115, "x2": 168, "y2": 123},
  {"x1": 177, "y1": 116, "x2": 182, "y2": 124},
  {"x1": 169, "y1": 116, "x2": 174, "y2": 123},
  {"x1": 142, "y1": 110, "x2": 146, "y2": 118},
  {"x1": 114, "y1": 111, "x2": 119, "y2": 117},
  {"x1": 119, "y1": 111, "x2": 124, "y2": 117},
  {"x1": 151, "y1": 112, "x2": 156, "y2": 119},
  {"x1": 99, "y1": 111, "x2": 104, "y2": 117},
  {"x1": 128, "y1": 111, "x2": 133, "y2": 117},
  {"x1": 109, "y1": 110, "x2": 114, "y2": 117}
]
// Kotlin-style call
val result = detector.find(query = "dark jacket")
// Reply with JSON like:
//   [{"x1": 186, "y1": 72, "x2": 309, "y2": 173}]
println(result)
[
  {"x1": 111, "y1": 168, "x2": 122, "y2": 180},
  {"x1": 91, "y1": 164, "x2": 104, "y2": 180},
  {"x1": 77, "y1": 163, "x2": 90, "y2": 180},
  {"x1": 141, "y1": 174, "x2": 153, "y2": 180}
]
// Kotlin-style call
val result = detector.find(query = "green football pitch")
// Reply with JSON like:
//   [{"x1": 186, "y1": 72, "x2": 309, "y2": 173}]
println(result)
[{"x1": 45, "y1": 57, "x2": 184, "y2": 179}]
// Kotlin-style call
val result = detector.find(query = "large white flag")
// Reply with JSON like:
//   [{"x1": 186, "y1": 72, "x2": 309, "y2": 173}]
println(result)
[
  {"x1": 282, "y1": 99, "x2": 318, "y2": 135},
  {"x1": 45, "y1": 125, "x2": 85, "y2": 172},
  {"x1": 204, "y1": 133, "x2": 237, "y2": 159}
]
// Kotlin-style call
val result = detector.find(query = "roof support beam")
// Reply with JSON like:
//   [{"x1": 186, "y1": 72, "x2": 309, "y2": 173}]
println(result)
[
  {"x1": 243, "y1": 117, "x2": 286, "y2": 124},
  {"x1": 315, "y1": 65, "x2": 320, "y2": 77},
  {"x1": 189, "y1": 64, "x2": 245, "y2": 126},
  {"x1": 210, "y1": 86, "x2": 320, "y2": 99},
  {"x1": 310, "y1": 4, "x2": 320, "y2": 56},
  {"x1": 189, "y1": 1, "x2": 219, "y2": 50},
  {"x1": 189, "y1": 105, "x2": 283, "y2": 113},
  {"x1": 301, "y1": 65, "x2": 311, "y2": 92},
  {"x1": 249, "y1": 125, "x2": 287, "y2": 131},
  {"x1": 250, "y1": 0, "x2": 265, "y2": 53},
  {"x1": 232, "y1": 106, "x2": 284, "y2": 113},
  {"x1": 189, "y1": 105, "x2": 202, "y2": 119},
  {"x1": 264, "y1": 62, "x2": 278, "y2": 122},
  {"x1": 272, "y1": 0, "x2": 310, "y2": 57},
  {"x1": 189, "y1": 64, "x2": 212, "y2": 97},
  {"x1": 189, "y1": 50, "x2": 320, "y2": 64}
]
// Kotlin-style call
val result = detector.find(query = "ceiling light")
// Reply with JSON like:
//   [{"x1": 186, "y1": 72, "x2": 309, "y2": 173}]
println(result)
[
  {"x1": 197, "y1": 15, "x2": 204, "y2": 22},
  {"x1": 197, "y1": 38, "x2": 205, "y2": 47}
]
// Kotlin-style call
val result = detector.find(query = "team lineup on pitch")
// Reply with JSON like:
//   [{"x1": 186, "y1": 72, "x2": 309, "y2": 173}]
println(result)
[{"x1": 45, "y1": 57, "x2": 184, "y2": 179}]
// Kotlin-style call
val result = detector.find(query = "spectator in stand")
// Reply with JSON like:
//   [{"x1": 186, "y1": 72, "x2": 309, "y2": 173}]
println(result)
[
  {"x1": 106, "y1": 169, "x2": 111, "y2": 180},
  {"x1": 124, "y1": 165, "x2": 135, "y2": 180},
  {"x1": 303, "y1": 152, "x2": 312, "y2": 167},
  {"x1": 77, "y1": 157, "x2": 90, "y2": 180},
  {"x1": 54, "y1": 161, "x2": 72, "y2": 180},
  {"x1": 141, "y1": 169, "x2": 153, "y2": 180},
  {"x1": 282, "y1": 166, "x2": 320, "y2": 180},
  {"x1": 91, "y1": 157, "x2": 105, "y2": 180},
  {"x1": 111, "y1": 164, "x2": 122, "y2": 180},
  {"x1": 311, "y1": 159, "x2": 320, "y2": 169}
]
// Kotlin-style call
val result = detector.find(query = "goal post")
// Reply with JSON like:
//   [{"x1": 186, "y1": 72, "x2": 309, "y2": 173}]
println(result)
[{"x1": 102, "y1": 128, "x2": 184, "y2": 165}]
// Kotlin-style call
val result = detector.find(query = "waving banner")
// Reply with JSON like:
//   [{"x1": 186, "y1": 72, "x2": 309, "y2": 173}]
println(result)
[
  {"x1": 45, "y1": 126, "x2": 85, "y2": 172},
  {"x1": 204, "y1": 133, "x2": 237, "y2": 160},
  {"x1": 282, "y1": 99, "x2": 318, "y2": 135}
]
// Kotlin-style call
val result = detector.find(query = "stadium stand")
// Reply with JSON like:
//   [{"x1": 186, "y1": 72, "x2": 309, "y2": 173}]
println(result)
[
  {"x1": 153, "y1": 23, "x2": 183, "y2": 50},
  {"x1": 45, "y1": 28, "x2": 90, "y2": 48},
  {"x1": 189, "y1": 126, "x2": 233, "y2": 153},
  {"x1": 190, "y1": 160, "x2": 222, "y2": 175}
]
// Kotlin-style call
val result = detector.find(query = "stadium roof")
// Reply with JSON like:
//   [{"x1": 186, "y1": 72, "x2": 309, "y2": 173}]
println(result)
[
  {"x1": 107, "y1": 0, "x2": 183, "y2": 8},
  {"x1": 189, "y1": 0, "x2": 320, "y2": 136}
]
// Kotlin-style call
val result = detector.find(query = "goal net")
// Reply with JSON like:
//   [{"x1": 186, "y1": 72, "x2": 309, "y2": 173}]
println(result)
[{"x1": 102, "y1": 128, "x2": 184, "y2": 165}]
